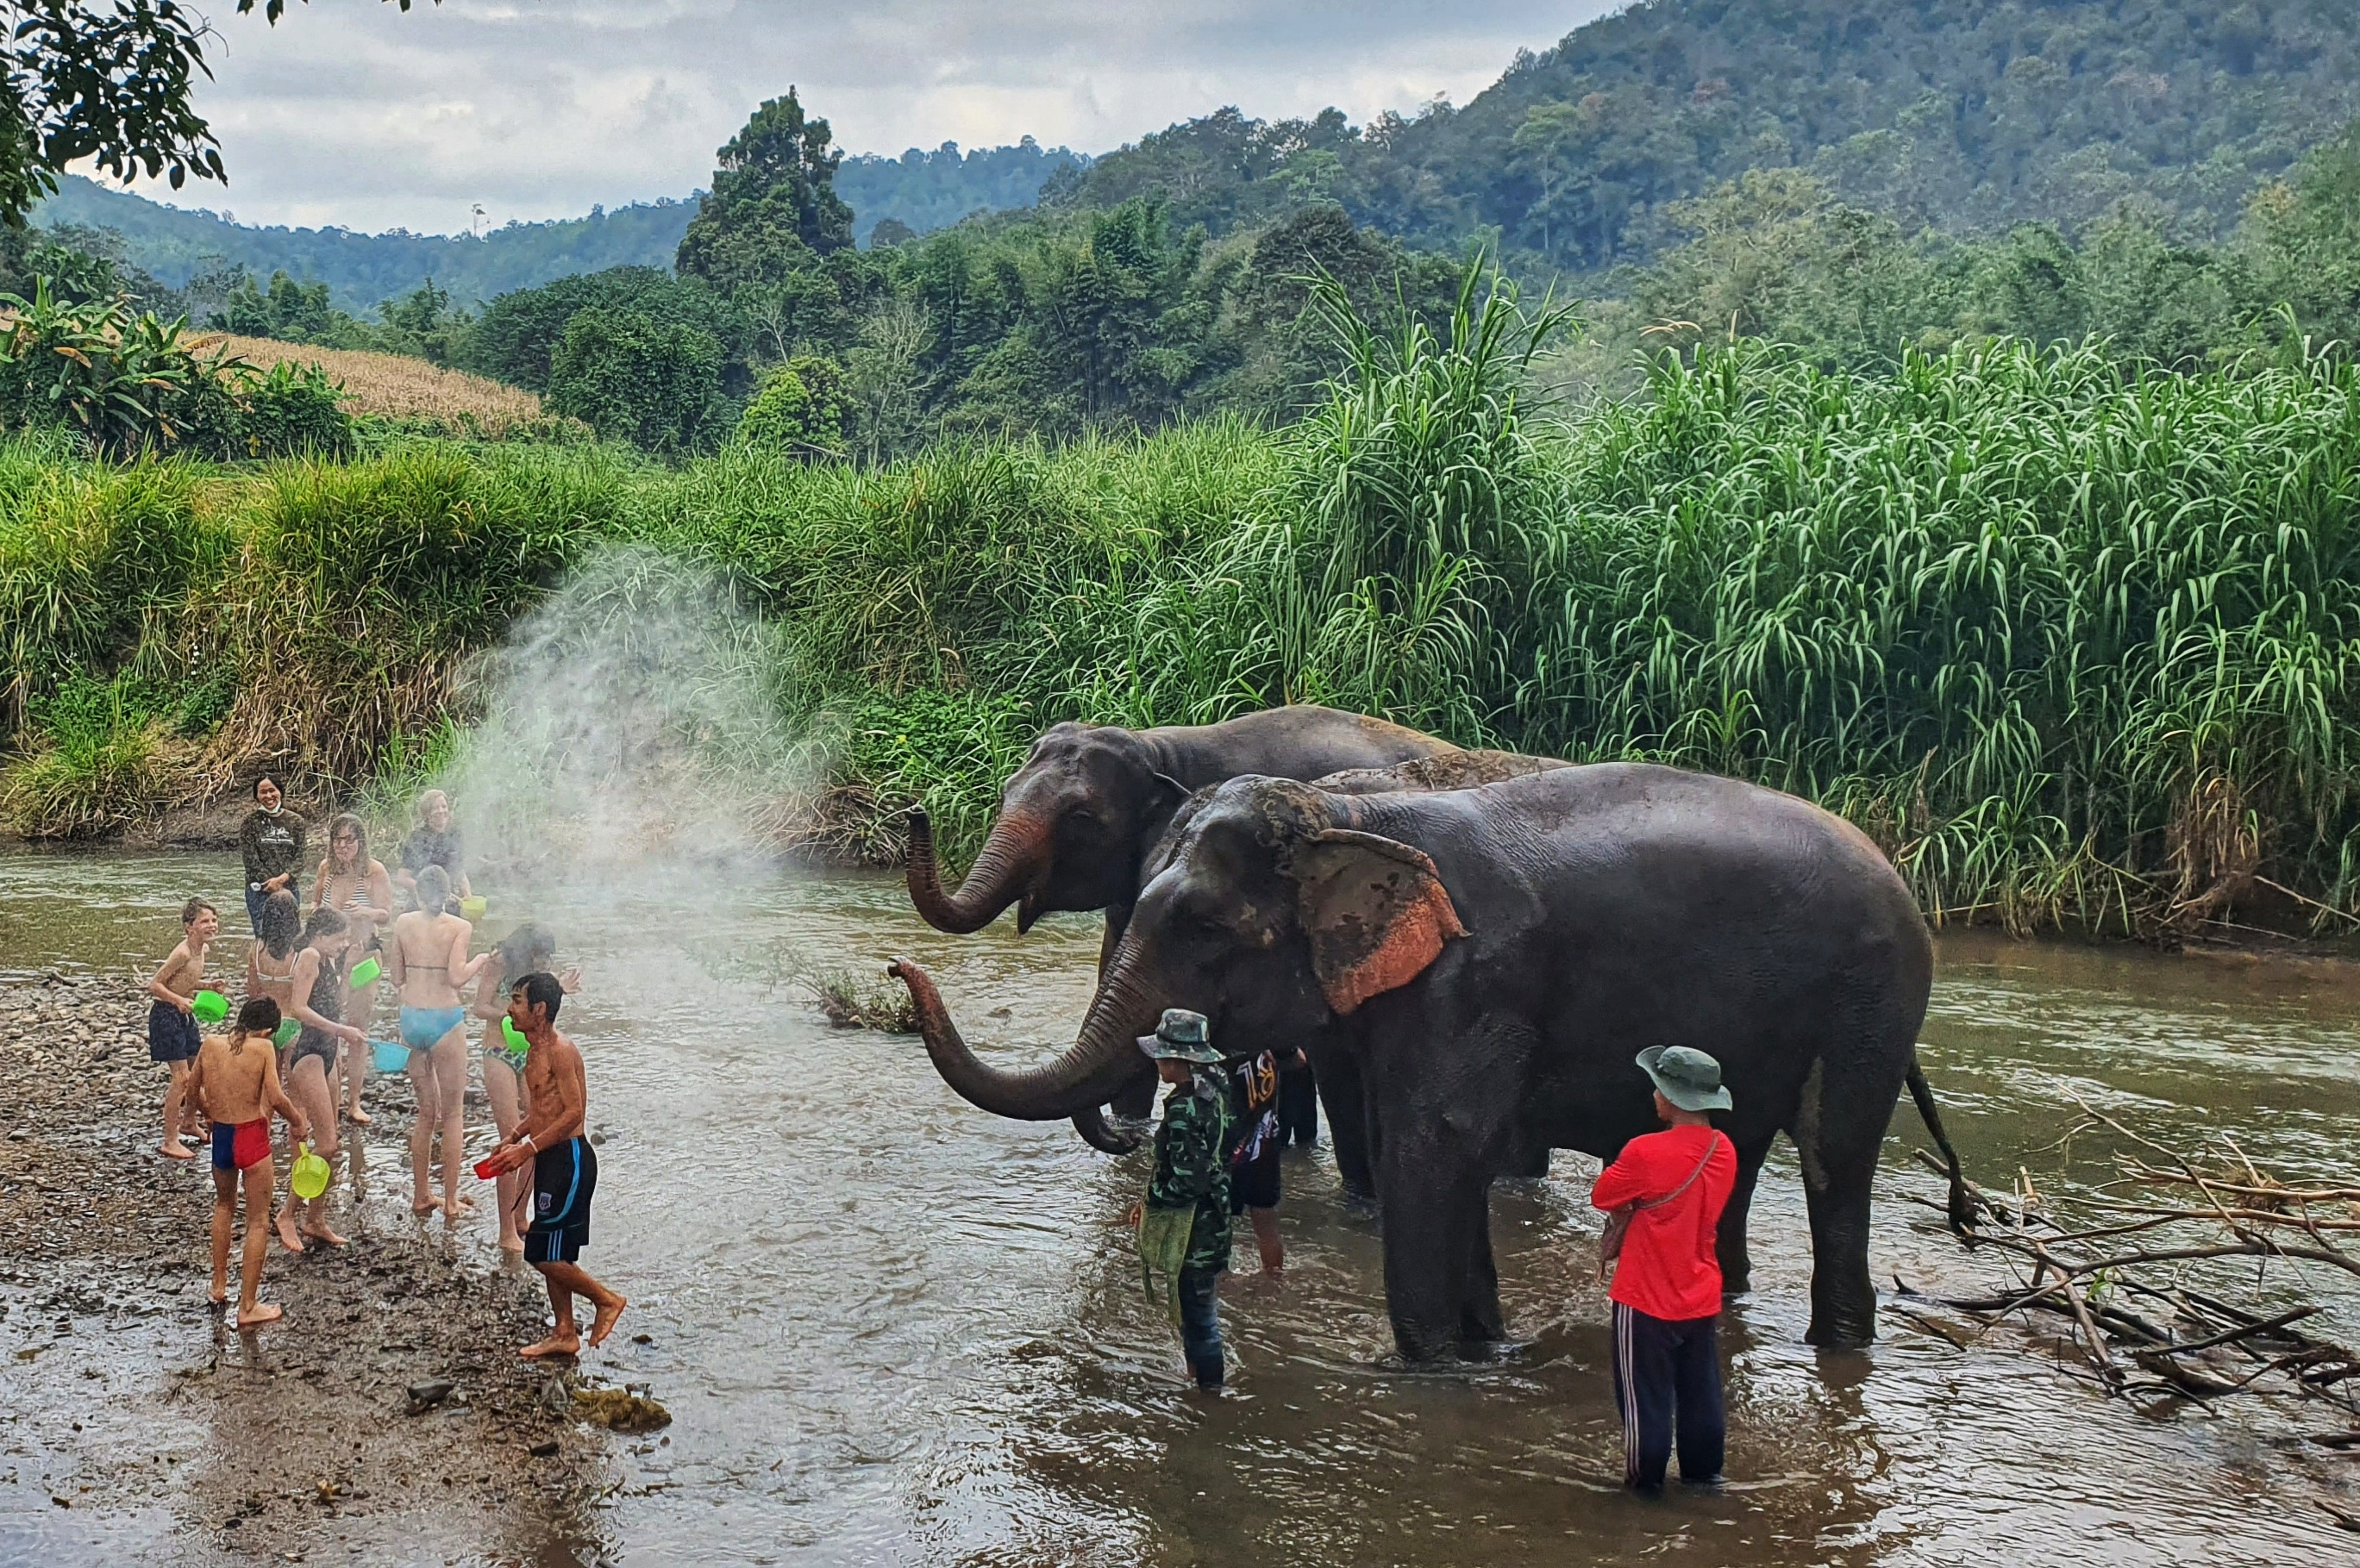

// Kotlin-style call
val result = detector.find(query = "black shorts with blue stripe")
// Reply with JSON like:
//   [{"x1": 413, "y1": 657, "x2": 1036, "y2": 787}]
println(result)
[{"x1": 525, "y1": 1135, "x2": 597, "y2": 1265}]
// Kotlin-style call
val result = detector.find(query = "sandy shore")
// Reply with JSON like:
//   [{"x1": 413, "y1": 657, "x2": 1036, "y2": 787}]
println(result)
[{"x1": 0, "y1": 973, "x2": 628, "y2": 1561}]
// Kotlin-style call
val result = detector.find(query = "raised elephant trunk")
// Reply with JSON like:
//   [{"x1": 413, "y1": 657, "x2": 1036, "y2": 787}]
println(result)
[
  {"x1": 904, "y1": 807, "x2": 1049, "y2": 934},
  {"x1": 887, "y1": 954, "x2": 1155, "y2": 1121}
]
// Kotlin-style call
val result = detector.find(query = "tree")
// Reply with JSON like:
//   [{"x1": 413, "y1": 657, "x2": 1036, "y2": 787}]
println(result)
[
  {"x1": 676, "y1": 89, "x2": 854, "y2": 294},
  {"x1": 0, "y1": 1, "x2": 428, "y2": 228},
  {"x1": 545, "y1": 309, "x2": 729, "y2": 459},
  {"x1": 736, "y1": 354, "x2": 850, "y2": 457}
]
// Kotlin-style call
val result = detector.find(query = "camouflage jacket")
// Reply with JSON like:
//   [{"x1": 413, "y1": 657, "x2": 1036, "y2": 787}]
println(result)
[{"x1": 1147, "y1": 1069, "x2": 1234, "y2": 1273}]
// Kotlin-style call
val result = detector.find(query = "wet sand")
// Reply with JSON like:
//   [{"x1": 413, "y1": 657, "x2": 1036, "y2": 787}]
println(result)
[{"x1": 0, "y1": 974, "x2": 611, "y2": 1563}]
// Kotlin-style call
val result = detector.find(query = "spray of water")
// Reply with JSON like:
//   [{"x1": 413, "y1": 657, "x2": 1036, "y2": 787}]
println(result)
[{"x1": 424, "y1": 546, "x2": 821, "y2": 902}]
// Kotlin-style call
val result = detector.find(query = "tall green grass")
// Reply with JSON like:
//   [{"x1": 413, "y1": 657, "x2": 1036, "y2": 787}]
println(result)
[{"x1": 6, "y1": 311, "x2": 2360, "y2": 940}]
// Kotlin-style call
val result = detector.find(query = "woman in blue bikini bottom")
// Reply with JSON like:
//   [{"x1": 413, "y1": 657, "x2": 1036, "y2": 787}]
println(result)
[
  {"x1": 386, "y1": 865, "x2": 491, "y2": 1219},
  {"x1": 398, "y1": 1004, "x2": 467, "y2": 1051}
]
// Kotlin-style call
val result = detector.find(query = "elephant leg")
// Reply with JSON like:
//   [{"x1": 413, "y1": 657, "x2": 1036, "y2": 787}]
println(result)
[
  {"x1": 1715, "y1": 1132, "x2": 1777, "y2": 1298},
  {"x1": 1792, "y1": 1051, "x2": 1904, "y2": 1348},
  {"x1": 1459, "y1": 1183, "x2": 1506, "y2": 1348},
  {"x1": 1316, "y1": 1057, "x2": 1378, "y2": 1203},
  {"x1": 1376, "y1": 1138, "x2": 1486, "y2": 1362},
  {"x1": 1499, "y1": 1134, "x2": 1549, "y2": 1181}
]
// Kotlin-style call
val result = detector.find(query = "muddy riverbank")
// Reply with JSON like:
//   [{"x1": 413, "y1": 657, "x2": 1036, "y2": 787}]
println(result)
[{"x1": 0, "y1": 973, "x2": 618, "y2": 1563}]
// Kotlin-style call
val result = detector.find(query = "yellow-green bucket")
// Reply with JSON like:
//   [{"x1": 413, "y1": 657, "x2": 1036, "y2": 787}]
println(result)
[{"x1": 290, "y1": 1142, "x2": 331, "y2": 1201}]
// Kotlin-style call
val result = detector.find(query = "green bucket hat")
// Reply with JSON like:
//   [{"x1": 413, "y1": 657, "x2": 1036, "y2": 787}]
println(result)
[
  {"x1": 1637, "y1": 1045, "x2": 1733, "y2": 1113},
  {"x1": 1136, "y1": 1008, "x2": 1221, "y2": 1065}
]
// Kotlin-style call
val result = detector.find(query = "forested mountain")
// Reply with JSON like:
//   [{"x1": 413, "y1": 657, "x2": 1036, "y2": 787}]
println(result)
[
  {"x1": 34, "y1": 176, "x2": 697, "y2": 311},
  {"x1": 1055, "y1": 0, "x2": 2360, "y2": 272},
  {"x1": 31, "y1": 137, "x2": 1083, "y2": 315},
  {"x1": 838, "y1": 140, "x2": 1085, "y2": 246}
]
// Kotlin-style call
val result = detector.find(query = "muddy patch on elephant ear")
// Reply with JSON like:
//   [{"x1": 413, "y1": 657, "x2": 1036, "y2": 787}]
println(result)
[{"x1": 1286, "y1": 828, "x2": 1468, "y2": 1015}]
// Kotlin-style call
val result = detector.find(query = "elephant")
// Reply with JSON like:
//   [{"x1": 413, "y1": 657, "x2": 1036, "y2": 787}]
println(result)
[
  {"x1": 890, "y1": 762, "x2": 1944, "y2": 1359},
  {"x1": 901, "y1": 703, "x2": 1455, "y2": 1146}
]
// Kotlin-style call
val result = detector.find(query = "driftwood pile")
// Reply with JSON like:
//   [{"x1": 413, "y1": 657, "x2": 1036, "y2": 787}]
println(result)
[{"x1": 1895, "y1": 1095, "x2": 2360, "y2": 1531}]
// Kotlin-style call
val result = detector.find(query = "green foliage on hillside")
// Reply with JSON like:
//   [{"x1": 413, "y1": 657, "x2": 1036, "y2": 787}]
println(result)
[
  {"x1": 837, "y1": 140, "x2": 1086, "y2": 247},
  {"x1": 1057, "y1": 0, "x2": 2360, "y2": 274}
]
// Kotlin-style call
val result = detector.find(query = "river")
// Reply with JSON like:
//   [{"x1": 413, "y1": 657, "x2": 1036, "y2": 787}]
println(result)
[{"x1": 3, "y1": 846, "x2": 2358, "y2": 1565}]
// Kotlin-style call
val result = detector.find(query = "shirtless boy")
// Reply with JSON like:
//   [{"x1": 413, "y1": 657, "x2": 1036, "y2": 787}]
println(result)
[
  {"x1": 147, "y1": 897, "x2": 218, "y2": 1159},
  {"x1": 186, "y1": 998, "x2": 310, "y2": 1327},
  {"x1": 481, "y1": 972, "x2": 626, "y2": 1359}
]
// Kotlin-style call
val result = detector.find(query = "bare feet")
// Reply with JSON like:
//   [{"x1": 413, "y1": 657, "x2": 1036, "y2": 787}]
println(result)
[
  {"x1": 275, "y1": 1211, "x2": 305, "y2": 1253},
  {"x1": 207, "y1": 1289, "x2": 227, "y2": 1309},
  {"x1": 411, "y1": 1196, "x2": 437, "y2": 1217},
  {"x1": 162, "y1": 1140, "x2": 195, "y2": 1160},
  {"x1": 345, "y1": 1107, "x2": 372, "y2": 1126},
  {"x1": 498, "y1": 1236, "x2": 526, "y2": 1255},
  {"x1": 441, "y1": 1196, "x2": 476, "y2": 1221},
  {"x1": 519, "y1": 1334, "x2": 581, "y2": 1360},
  {"x1": 300, "y1": 1222, "x2": 348, "y2": 1247},
  {"x1": 236, "y1": 1302, "x2": 284, "y2": 1328},
  {"x1": 587, "y1": 1296, "x2": 628, "y2": 1348}
]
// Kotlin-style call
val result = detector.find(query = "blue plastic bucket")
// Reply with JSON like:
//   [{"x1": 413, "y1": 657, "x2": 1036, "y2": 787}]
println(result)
[{"x1": 371, "y1": 1039, "x2": 410, "y2": 1073}]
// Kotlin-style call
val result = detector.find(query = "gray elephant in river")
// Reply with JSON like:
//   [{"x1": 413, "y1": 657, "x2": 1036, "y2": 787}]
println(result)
[
  {"x1": 892, "y1": 762, "x2": 1937, "y2": 1358},
  {"x1": 902, "y1": 703, "x2": 1455, "y2": 1148}
]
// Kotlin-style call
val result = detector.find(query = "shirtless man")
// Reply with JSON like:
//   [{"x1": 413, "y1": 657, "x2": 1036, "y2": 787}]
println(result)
[
  {"x1": 482, "y1": 972, "x2": 626, "y2": 1359},
  {"x1": 187, "y1": 997, "x2": 309, "y2": 1327}
]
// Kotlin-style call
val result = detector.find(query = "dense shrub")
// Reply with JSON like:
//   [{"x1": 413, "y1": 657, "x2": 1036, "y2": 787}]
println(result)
[
  {"x1": 736, "y1": 356, "x2": 850, "y2": 456},
  {"x1": 546, "y1": 309, "x2": 731, "y2": 459}
]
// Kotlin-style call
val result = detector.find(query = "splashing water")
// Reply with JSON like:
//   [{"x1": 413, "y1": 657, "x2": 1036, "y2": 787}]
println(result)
[{"x1": 427, "y1": 546, "x2": 820, "y2": 900}]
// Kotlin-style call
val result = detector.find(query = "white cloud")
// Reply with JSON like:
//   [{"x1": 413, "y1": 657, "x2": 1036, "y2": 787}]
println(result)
[{"x1": 103, "y1": 0, "x2": 1611, "y2": 234}]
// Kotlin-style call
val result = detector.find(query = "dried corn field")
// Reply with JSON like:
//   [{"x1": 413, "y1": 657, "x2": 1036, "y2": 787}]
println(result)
[{"x1": 205, "y1": 335, "x2": 554, "y2": 435}]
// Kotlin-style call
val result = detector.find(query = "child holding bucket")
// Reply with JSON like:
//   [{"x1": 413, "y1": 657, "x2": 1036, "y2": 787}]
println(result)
[
  {"x1": 188, "y1": 996, "x2": 308, "y2": 1327},
  {"x1": 147, "y1": 897, "x2": 219, "y2": 1160}
]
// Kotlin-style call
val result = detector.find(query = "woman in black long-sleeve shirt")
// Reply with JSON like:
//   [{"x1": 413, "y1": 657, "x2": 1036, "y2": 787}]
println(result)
[{"x1": 237, "y1": 774, "x2": 307, "y2": 934}]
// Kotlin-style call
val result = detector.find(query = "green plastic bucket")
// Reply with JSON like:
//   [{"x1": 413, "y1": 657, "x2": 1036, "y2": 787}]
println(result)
[
  {"x1": 190, "y1": 990, "x2": 228, "y2": 1026},
  {"x1": 347, "y1": 955, "x2": 382, "y2": 989}
]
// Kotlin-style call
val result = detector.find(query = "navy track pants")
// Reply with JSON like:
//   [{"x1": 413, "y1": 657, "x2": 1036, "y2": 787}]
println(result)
[{"x1": 1611, "y1": 1302, "x2": 1725, "y2": 1490}]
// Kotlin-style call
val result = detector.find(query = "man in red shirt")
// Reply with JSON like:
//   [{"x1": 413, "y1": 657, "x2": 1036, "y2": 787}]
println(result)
[{"x1": 1591, "y1": 1046, "x2": 1738, "y2": 1491}]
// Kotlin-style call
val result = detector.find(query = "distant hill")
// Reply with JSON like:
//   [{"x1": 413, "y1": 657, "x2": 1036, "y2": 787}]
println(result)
[
  {"x1": 837, "y1": 139, "x2": 1086, "y2": 245},
  {"x1": 34, "y1": 137, "x2": 1086, "y2": 315},
  {"x1": 1055, "y1": 0, "x2": 2360, "y2": 272},
  {"x1": 36, "y1": 177, "x2": 698, "y2": 313}
]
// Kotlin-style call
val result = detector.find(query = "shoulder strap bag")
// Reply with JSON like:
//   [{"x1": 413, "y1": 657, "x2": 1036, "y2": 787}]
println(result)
[{"x1": 1598, "y1": 1131, "x2": 1722, "y2": 1284}]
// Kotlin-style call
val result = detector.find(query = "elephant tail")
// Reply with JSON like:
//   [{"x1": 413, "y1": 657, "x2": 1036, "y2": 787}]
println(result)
[{"x1": 1906, "y1": 1058, "x2": 1978, "y2": 1232}]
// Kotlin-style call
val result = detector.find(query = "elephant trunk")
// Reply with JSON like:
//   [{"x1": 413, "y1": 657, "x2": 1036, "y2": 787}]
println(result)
[
  {"x1": 887, "y1": 954, "x2": 1155, "y2": 1121},
  {"x1": 904, "y1": 807, "x2": 1049, "y2": 935},
  {"x1": 1070, "y1": 1104, "x2": 1146, "y2": 1154}
]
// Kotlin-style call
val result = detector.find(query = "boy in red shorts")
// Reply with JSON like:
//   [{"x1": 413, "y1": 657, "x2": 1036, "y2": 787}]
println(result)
[{"x1": 188, "y1": 998, "x2": 308, "y2": 1327}]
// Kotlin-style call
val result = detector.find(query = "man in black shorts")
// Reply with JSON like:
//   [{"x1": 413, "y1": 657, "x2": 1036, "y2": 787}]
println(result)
[
  {"x1": 1224, "y1": 1045, "x2": 1295, "y2": 1282},
  {"x1": 482, "y1": 972, "x2": 627, "y2": 1358}
]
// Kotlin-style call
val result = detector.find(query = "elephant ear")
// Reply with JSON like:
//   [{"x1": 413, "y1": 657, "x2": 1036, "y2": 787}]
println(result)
[{"x1": 1284, "y1": 828, "x2": 1467, "y2": 1015}]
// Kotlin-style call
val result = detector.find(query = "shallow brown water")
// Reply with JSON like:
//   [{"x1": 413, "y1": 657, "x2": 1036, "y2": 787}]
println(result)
[{"x1": 5, "y1": 847, "x2": 2360, "y2": 1565}]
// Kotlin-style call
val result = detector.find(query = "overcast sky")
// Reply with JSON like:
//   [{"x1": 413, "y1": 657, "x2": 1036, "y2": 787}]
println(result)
[{"x1": 106, "y1": 0, "x2": 1609, "y2": 234}]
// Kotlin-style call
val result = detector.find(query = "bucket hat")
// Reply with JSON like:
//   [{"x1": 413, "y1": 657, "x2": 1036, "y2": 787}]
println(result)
[
  {"x1": 1136, "y1": 1008, "x2": 1221, "y2": 1065},
  {"x1": 1637, "y1": 1045, "x2": 1733, "y2": 1112}
]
